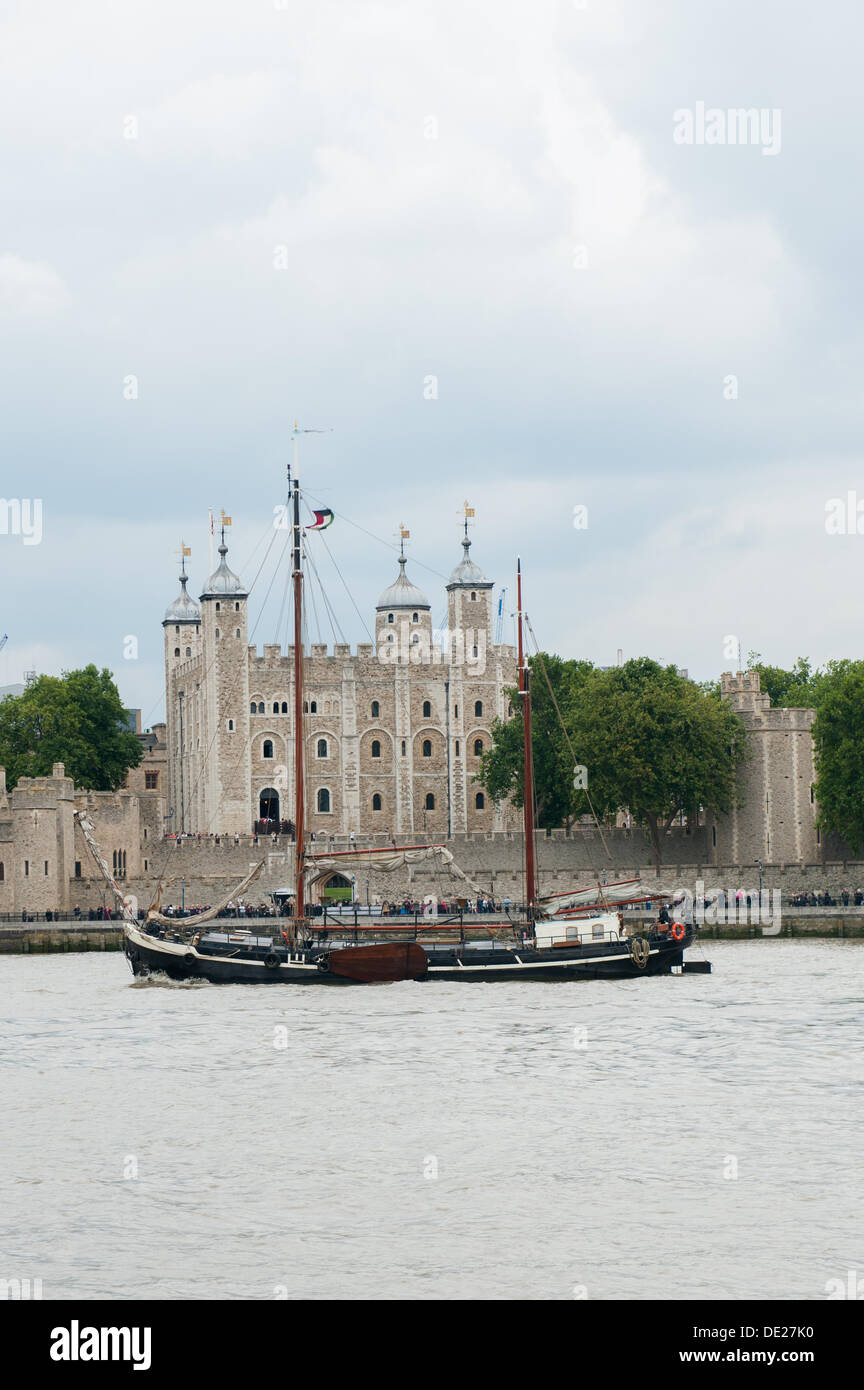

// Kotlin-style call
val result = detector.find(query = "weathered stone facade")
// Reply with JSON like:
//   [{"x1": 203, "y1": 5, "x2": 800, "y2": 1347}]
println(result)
[
  {"x1": 707, "y1": 670, "x2": 821, "y2": 865},
  {"x1": 162, "y1": 532, "x2": 520, "y2": 838},
  {"x1": 0, "y1": 653, "x2": 848, "y2": 916}
]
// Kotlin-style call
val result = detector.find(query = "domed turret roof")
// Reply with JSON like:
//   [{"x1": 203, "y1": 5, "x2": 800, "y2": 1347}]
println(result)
[
  {"x1": 163, "y1": 564, "x2": 201, "y2": 625},
  {"x1": 201, "y1": 542, "x2": 247, "y2": 599},
  {"x1": 376, "y1": 555, "x2": 431, "y2": 611},
  {"x1": 446, "y1": 536, "x2": 492, "y2": 589}
]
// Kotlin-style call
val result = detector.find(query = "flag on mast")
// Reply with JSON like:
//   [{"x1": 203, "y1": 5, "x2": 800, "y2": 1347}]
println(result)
[{"x1": 306, "y1": 508, "x2": 334, "y2": 531}]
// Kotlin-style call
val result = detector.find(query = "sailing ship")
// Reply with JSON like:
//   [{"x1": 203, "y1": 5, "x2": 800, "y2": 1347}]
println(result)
[{"x1": 76, "y1": 447, "x2": 708, "y2": 985}]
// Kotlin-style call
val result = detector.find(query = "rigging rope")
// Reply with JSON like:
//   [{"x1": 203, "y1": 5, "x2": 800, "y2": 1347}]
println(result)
[{"x1": 523, "y1": 614, "x2": 613, "y2": 865}]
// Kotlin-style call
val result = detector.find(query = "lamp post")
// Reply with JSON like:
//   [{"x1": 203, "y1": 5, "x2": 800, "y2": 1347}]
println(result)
[
  {"x1": 756, "y1": 860, "x2": 763, "y2": 898},
  {"x1": 180, "y1": 877, "x2": 186, "y2": 916}
]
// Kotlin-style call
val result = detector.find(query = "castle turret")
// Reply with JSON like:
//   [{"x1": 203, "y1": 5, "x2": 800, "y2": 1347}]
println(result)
[
  {"x1": 375, "y1": 553, "x2": 432, "y2": 664},
  {"x1": 446, "y1": 534, "x2": 493, "y2": 661},
  {"x1": 711, "y1": 670, "x2": 818, "y2": 865},
  {"x1": 197, "y1": 532, "x2": 251, "y2": 834},
  {"x1": 163, "y1": 555, "x2": 203, "y2": 832}
]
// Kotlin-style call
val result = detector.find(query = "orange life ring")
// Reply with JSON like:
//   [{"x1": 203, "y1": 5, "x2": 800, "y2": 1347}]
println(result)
[{"x1": 670, "y1": 921, "x2": 686, "y2": 941}]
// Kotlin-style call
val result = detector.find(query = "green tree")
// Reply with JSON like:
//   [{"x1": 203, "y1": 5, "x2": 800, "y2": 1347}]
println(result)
[
  {"x1": 745, "y1": 652, "x2": 821, "y2": 708},
  {"x1": 0, "y1": 665, "x2": 142, "y2": 791},
  {"x1": 811, "y1": 659, "x2": 864, "y2": 851},
  {"x1": 477, "y1": 654, "x2": 608, "y2": 829},
  {"x1": 478, "y1": 655, "x2": 748, "y2": 867},
  {"x1": 569, "y1": 659, "x2": 748, "y2": 867}
]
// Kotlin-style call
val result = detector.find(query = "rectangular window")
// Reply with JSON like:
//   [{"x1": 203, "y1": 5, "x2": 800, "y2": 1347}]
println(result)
[
  {"x1": 44, "y1": 861, "x2": 49, "y2": 875},
  {"x1": 145, "y1": 771, "x2": 159, "y2": 789},
  {"x1": 74, "y1": 862, "x2": 81, "y2": 878},
  {"x1": 24, "y1": 861, "x2": 29, "y2": 877}
]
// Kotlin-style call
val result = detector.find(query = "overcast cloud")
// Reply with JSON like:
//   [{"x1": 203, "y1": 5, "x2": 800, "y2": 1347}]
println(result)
[{"x1": 1, "y1": 0, "x2": 860, "y2": 723}]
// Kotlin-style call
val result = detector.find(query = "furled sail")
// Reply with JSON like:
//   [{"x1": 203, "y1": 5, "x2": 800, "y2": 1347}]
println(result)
[
  {"x1": 74, "y1": 809, "x2": 265, "y2": 930},
  {"x1": 144, "y1": 860, "x2": 265, "y2": 927},
  {"x1": 536, "y1": 878, "x2": 669, "y2": 918},
  {"x1": 73, "y1": 810, "x2": 138, "y2": 924},
  {"x1": 306, "y1": 843, "x2": 486, "y2": 897}
]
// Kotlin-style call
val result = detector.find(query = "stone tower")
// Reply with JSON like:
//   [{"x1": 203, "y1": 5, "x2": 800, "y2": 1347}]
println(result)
[
  {"x1": 710, "y1": 670, "x2": 818, "y2": 865},
  {"x1": 198, "y1": 535, "x2": 251, "y2": 835},
  {"x1": 445, "y1": 534, "x2": 503, "y2": 833},
  {"x1": 162, "y1": 556, "x2": 201, "y2": 833}
]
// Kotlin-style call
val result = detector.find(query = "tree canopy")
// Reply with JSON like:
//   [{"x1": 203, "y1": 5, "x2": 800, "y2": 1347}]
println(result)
[
  {"x1": 745, "y1": 652, "x2": 823, "y2": 708},
  {"x1": 0, "y1": 665, "x2": 142, "y2": 791},
  {"x1": 809, "y1": 659, "x2": 864, "y2": 852},
  {"x1": 477, "y1": 654, "x2": 748, "y2": 865}
]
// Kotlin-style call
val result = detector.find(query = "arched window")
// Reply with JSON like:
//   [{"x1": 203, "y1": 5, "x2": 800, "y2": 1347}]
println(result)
[
  {"x1": 185, "y1": 646, "x2": 191, "y2": 658},
  {"x1": 388, "y1": 613, "x2": 394, "y2": 624},
  {"x1": 273, "y1": 703, "x2": 279, "y2": 714},
  {"x1": 174, "y1": 647, "x2": 180, "y2": 657},
  {"x1": 412, "y1": 611, "x2": 418, "y2": 622},
  {"x1": 470, "y1": 591, "x2": 476, "y2": 601},
  {"x1": 372, "y1": 794, "x2": 382, "y2": 811},
  {"x1": 411, "y1": 634, "x2": 419, "y2": 644},
  {"x1": 263, "y1": 740, "x2": 274, "y2": 759},
  {"x1": 235, "y1": 629, "x2": 240, "y2": 639},
  {"x1": 422, "y1": 700, "x2": 431, "y2": 717},
  {"x1": 215, "y1": 629, "x2": 220, "y2": 639},
  {"x1": 475, "y1": 792, "x2": 485, "y2": 809},
  {"x1": 473, "y1": 738, "x2": 483, "y2": 756},
  {"x1": 422, "y1": 739, "x2": 432, "y2": 757},
  {"x1": 401, "y1": 740, "x2": 406, "y2": 756},
  {"x1": 235, "y1": 602, "x2": 240, "y2": 612},
  {"x1": 281, "y1": 701, "x2": 288, "y2": 713},
  {"x1": 317, "y1": 738, "x2": 328, "y2": 758},
  {"x1": 474, "y1": 700, "x2": 483, "y2": 717},
  {"x1": 310, "y1": 701, "x2": 317, "y2": 713},
  {"x1": 215, "y1": 602, "x2": 221, "y2": 612},
  {"x1": 317, "y1": 788, "x2": 331, "y2": 813},
  {"x1": 425, "y1": 793, "x2": 435, "y2": 810},
  {"x1": 250, "y1": 701, "x2": 257, "y2": 713},
  {"x1": 227, "y1": 719, "x2": 234, "y2": 731},
  {"x1": 371, "y1": 740, "x2": 381, "y2": 758},
  {"x1": 371, "y1": 700, "x2": 379, "y2": 718},
  {"x1": 258, "y1": 702, "x2": 265, "y2": 714}
]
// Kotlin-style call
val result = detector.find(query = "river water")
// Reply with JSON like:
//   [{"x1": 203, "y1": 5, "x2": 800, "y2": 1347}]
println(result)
[{"x1": 1, "y1": 939, "x2": 861, "y2": 1301}]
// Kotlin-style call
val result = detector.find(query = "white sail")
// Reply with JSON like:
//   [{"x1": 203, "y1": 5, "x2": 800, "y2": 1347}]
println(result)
[
  {"x1": 306, "y1": 843, "x2": 486, "y2": 896},
  {"x1": 536, "y1": 878, "x2": 668, "y2": 918}
]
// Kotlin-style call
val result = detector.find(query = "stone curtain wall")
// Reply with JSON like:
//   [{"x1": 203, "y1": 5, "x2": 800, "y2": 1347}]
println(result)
[{"x1": 51, "y1": 825, "x2": 864, "y2": 913}]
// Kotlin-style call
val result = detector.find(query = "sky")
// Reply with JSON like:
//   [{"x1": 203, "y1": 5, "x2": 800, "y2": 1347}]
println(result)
[{"x1": 1, "y1": 0, "x2": 862, "y2": 726}]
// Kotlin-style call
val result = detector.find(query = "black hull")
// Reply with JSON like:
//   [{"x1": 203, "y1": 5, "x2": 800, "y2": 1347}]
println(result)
[{"x1": 124, "y1": 923, "x2": 700, "y2": 985}]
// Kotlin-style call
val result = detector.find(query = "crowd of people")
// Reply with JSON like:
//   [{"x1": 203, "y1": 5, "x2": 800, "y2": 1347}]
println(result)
[{"x1": 788, "y1": 888, "x2": 862, "y2": 907}]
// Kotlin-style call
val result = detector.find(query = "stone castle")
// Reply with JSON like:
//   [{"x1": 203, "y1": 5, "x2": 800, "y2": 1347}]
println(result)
[
  {"x1": 0, "y1": 523, "x2": 850, "y2": 914},
  {"x1": 162, "y1": 529, "x2": 519, "y2": 839}
]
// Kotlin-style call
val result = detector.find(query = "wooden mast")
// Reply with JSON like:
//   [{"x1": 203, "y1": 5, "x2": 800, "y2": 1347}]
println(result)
[
  {"x1": 291, "y1": 435, "x2": 305, "y2": 942},
  {"x1": 517, "y1": 557, "x2": 536, "y2": 919}
]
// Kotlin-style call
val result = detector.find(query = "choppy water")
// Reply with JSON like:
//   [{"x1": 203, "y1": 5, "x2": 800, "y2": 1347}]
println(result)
[{"x1": 1, "y1": 940, "x2": 861, "y2": 1300}]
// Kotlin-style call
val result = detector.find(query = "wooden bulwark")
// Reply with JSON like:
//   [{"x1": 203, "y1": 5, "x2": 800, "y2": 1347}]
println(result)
[{"x1": 326, "y1": 942, "x2": 429, "y2": 982}]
